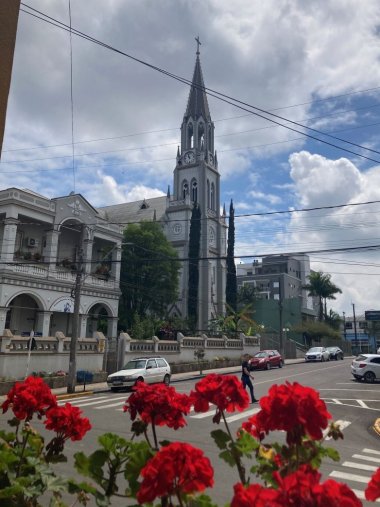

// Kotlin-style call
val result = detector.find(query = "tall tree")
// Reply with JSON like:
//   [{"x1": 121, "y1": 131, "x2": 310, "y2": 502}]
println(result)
[
  {"x1": 226, "y1": 199, "x2": 237, "y2": 312},
  {"x1": 188, "y1": 204, "x2": 201, "y2": 330},
  {"x1": 119, "y1": 221, "x2": 180, "y2": 329},
  {"x1": 303, "y1": 271, "x2": 342, "y2": 321}
]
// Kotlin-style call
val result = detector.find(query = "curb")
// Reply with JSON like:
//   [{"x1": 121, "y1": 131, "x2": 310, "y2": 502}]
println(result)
[{"x1": 374, "y1": 418, "x2": 380, "y2": 437}]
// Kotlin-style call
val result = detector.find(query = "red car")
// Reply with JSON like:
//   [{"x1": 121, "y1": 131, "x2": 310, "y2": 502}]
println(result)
[{"x1": 249, "y1": 350, "x2": 284, "y2": 370}]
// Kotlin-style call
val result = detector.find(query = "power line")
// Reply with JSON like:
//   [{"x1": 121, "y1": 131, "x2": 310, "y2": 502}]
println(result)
[{"x1": 19, "y1": 4, "x2": 380, "y2": 165}]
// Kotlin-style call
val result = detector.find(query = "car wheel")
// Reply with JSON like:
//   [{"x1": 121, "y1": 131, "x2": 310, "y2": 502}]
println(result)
[
  {"x1": 111, "y1": 387, "x2": 119, "y2": 392},
  {"x1": 163, "y1": 374, "x2": 170, "y2": 386},
  {"x1": 134, "y1": 377, "x2": 144, "y2": 386},
  {"x1": 341, "y1": 355, "x2": 344, "y2": 360},
  {"x1": 266, "y1": 362, "x2": 271, "y2": 370},
  {"x1": 279, "y1": 360, "x2": 283, "y2": 368},
  {"x1": 364, "y1": 371, "x2": 376, "y2": 383},
  {"x1": 321, "y1": 356, "x2": 325, "y2": 362}
]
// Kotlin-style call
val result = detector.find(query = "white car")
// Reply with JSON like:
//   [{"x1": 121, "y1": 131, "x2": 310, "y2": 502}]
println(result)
[
  {"x1": 351, "y1": 354, "x2": 380, "y2": 383},
  {"x1": 305, "y1": 347, "x2": 330, "y2": 362},
  {"x1": 107, "y1": 356, "x2": 171, "y2": 391}
]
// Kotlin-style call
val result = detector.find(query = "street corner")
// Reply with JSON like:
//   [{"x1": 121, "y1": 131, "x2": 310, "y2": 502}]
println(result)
[
  {"x1": 56, "y1": 390, "x2": 94, "y2": 401},
  {"x1": 373, "y1": 418, "x2": 380, "y2": 437}
]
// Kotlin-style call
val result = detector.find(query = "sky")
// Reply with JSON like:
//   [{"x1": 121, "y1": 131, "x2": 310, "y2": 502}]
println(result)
[{"x1": 2, "y1": 0, "x2": 380, "y2": 318}]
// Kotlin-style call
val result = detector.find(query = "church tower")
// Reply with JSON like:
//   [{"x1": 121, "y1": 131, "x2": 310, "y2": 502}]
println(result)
[{"x1": 165, "y1": 41, "x2": 227, "y2": 330}]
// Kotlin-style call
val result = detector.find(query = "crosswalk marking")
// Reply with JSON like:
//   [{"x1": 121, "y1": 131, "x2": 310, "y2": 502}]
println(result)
[
  {"x1": 351, "y1": 489, "x2": 380, "y2": 503},
  {"x1": 95, "y1": 400, "x2": 127, "y2": 409},
  {"x1": 331, "y1": 398, "x2": 343, "y2": 404},
  {"x1": 352, "y1": 454, "x2": 380, "y2": 464},
  {"x1": 191, "y1": 409, "x2": 217, "y2": 419},
  {"x1": 58, "y1": 395, "x2": 98, "y2": 405},
  {"x1": 323, "y1": 420, "x2": 351, "y2": 440},
  {"x1": 225, "y1": 407, "x2": 260, "y2": 423},
  {"x1": 357, "y1": 400, "x2": 369, "y2": 408},
  {"x1": 67, "y1": 396, "x2": 127, "y2": 408},
  {"x1": 363, "y1": 448, "x2": 380, "y2": 456},
  {"x1": 330, "y1": 471, "x2": 369, "y2": 483},
  {"x1": 342, "y1": 461, "x2": 378, "y2": 472}
]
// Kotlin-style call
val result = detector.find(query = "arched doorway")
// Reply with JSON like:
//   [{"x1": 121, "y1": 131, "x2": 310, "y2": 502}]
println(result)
[
  {"x1": 86, "y1": 303, "x2": 111, "y2": 337},
  {"x1": 5, "y1": 294, "x2": 41, "y2": 336}
]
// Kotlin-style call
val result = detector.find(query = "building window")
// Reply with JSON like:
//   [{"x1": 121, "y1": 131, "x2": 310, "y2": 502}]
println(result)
[
  {"x1": 191, "y1": 180, "x2": 198, "y2": 202},
  {"x1": 211, "y1": 182, "x2": 215, "y2": 210},
  {"x1": 182, "y1": 180, "x2": 189, "y2": 199},
  {"x1": 187, "y1": 123, "x2": 193, "y2": 148},
  {"x1": 345, "y1": 322, "x2": 353, "y2": 329},
  {"x1": 207, "y1": 179, "x2": 210, "y2": 208}
]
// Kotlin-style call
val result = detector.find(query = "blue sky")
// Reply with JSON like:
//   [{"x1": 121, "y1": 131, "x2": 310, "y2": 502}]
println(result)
[{"x1": 2, "y1": 0, "x2": 380, "y2": 316}]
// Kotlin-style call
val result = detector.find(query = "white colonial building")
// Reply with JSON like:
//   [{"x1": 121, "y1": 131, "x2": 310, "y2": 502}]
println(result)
[
  {"x1": 0, "y1": 188, "x2": 123, "y2": 339},
  {"x1": 101, "y1": 48, "x2": 227, "y2": 330}
]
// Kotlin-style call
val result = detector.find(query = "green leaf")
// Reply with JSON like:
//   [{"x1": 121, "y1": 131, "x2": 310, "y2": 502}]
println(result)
[
  {"x1": 210, "y1": 429, "x2": 231, "y2": 451},
  {"x1": 323, "y1": 446, "x2": 340, "y2": 462},
  {"x1": 219, "y1": 449, "x2": 236, "y2": 467},
  {"x1": 187, "y1": 493, "x2": 219, "y2": 507},
  {"x1": 235, "y1": 431, "x2": 260, "y2": 456}
]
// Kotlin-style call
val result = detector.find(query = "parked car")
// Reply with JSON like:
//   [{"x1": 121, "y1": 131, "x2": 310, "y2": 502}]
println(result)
[
  {"x1": 351, "y1": 354, "x2": 380, "y2": 383},
  {"x1": 107, "y1": 356, "x2": 171, "y2": 391},
  {"x1": 326, "y1": 346, "x2": 344, "y2": 360},
  {"x1": 305, "y1": 347, "x2": 330, "y2": 362},
  {"x1": 249, "y1": 350, "x2": 284, "y2": 370}
]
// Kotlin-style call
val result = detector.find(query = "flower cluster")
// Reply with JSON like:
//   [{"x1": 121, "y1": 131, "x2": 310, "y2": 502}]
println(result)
[
  {"x1": 365, "y1": 467, "x2": 380, "y2": 501},
  {"x1": 45, "y1": 402, "x2": 92, "y2": 441},
  {"x1": 190, "y1": 373, "x2": 249, "y2": 422},
  {"x1": 231, "y1": 466, "x2": 362, "y2": 506},
  {"x1": 137, "y1": 442, "x2": 214, "y2": 504},
  {"x1": 242, "y1": 381, "x2": 331, "y2": 444},
  {"x1": 2, "y1": 375, "x2": 57, "y2": 420},
  {"x1": 124, "y1": 382, "x2": 191, "y2": 429}
]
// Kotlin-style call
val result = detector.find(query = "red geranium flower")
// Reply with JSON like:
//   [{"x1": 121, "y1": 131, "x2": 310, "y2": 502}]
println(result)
[
  {"x1": 137, "y1": 442, "x2": 214, "y2": 504},
  {"x1": 242, "y1": 382, "x2": 331, "y2": 445},
  {"x1": 365, "y1": 467, "x2": 380, "y2": 501},
  {"x1": 190, "y1": 374, "x2": 249, "y2": 422},
  {"x1": 44, "y1": 403, "x2": 91, "y2": 441},
  {"x1": 124, "y1": 382, "x2": 191, "y2": 429},
  {"x1": 1, "y1": 375, "x2": 57, "y2": 421},
  {"x1": 231, "y1": 482, "x2": 282, "y2": 507}
]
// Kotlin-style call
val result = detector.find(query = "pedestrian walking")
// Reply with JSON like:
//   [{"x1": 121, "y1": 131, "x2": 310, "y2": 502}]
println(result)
[{"x1": 241, "y1": 354, "x2": 258, "y2": 403}]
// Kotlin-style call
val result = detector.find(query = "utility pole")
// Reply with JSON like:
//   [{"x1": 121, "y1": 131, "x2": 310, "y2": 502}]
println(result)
[
  {"x1": 278, "y1": 275, "x2": 284, "y2": 358},
  {"x1": 67, "y1": 250, "x2": 83, "y2": 393},
  {"x1": 342, "y1": 311, "x2": 347, "y2": 340},
  {"x1": 352, "y1": 303, "x2": 358, "y2": 353}
]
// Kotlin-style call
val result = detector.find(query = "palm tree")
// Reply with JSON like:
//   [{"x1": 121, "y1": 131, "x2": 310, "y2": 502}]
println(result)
[{"x1": 303, "y1": 271, "x2": 342, "y2": 321}]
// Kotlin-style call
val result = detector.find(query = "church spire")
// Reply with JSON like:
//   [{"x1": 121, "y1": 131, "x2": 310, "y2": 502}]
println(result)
[{"x1": 184, "y1": 38, "x2": 211, "y2": 122}]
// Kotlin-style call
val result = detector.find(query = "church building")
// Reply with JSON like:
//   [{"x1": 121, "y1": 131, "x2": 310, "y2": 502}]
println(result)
[{"x1": 101, "y1": 47, "x2": 227, "y2": 331}]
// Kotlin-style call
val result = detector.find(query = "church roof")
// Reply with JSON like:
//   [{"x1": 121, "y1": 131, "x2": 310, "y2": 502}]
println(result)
[
  {"x1": 98, "y1": 195, "x2": 167, "y2": 227},
  {"x1": 184, "y1": 54, "x2": 211, "y2": 121}
]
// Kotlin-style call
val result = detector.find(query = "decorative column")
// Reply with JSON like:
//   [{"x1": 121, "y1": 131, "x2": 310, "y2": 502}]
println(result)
[
  {"x1": 55, "y1": 331, "x2": 66, "y2": 353},
  {"x1": 83, "y1": 238, "x2": 94, "y2": 274},
  {"x1": 44, "y1": 229, "x2": 60, "y2": 269},
  {"x1": 107, "y1": 316, "x2": 118, "y2": 339},
  {"x1": 36, "y1": 311, "x2": 52, "y2": 337},
  {"x1": 0, "y1": 307, "x2": 9, "y2": 334},
  {"x1": 79, "y1": 315, "x2": 88, "y2": 338},
  {"x1": 0, "y1": 218, "x2": 18, "y2": 262},
  {"x1": 112, "y1": 244, "x2": 122, "y2": 281}
]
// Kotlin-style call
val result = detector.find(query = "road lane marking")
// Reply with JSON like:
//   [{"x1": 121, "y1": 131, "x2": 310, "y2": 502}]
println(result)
[
  {"x1": 363, "y1": 448, "x2": 380, "y2": 456},
  {"x1": 356, "y1": 400, "x2": 369, "y2": 408},
  {"x1": 69, "y1": 396, "x2": 127, "y2": 408},
  {"x1": 323, "y1": 420, "x2": 351, "y2": 440},
  {"x1": 226, "y1": 408, "x2": 260, "y2": 423},
  {"x1": 342, "y1": 461, "x2": 378, "y2": 472},
  {"x1": 323, "y1": 398, "x2": 380, "y2": 402},
  {"x1": 331, "y1": 398, "x2": 343, "y2": 404},
  {"x1": 253, "y1": 363, "x2": 349, "y2": 386},
  {"x1": 58, "y1": 395, "x2": 107, "y2": 405},
  {"x1": 352, "y1": 454, "x2": 380, "y2": 464},
  {"x1": 320, "y1": 388, "x2": 380, "y2": 392},
  {"x1": 191, "y1": 409, "x2": 217, "y2": 419},
  {"x1": 95, "y1": 400, "x2": 127, "y2": 409},
  {"x1": 324, "y1": 401, "x2": 380, "y2": 411},
  {"x1": 329, "y1": 471, "x2": 369, "y2": 483},
  {"x1": 351, "y1": 489, "x2": 380, "y2": 503}
]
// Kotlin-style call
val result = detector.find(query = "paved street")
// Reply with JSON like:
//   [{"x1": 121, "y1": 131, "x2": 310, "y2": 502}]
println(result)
[{"x1": 1, "y1": 359, "x2": 379, "y2": 505}]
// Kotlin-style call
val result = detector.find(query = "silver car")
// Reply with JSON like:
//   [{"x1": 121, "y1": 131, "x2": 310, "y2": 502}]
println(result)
[
  {"x1": 107, "y1": 356, "x2": 171, "y2": 391},
  {"x1": 351, "y1": 354, "x2": 380, "y2": 383},
  {"x1": 305, "y1": 346, "x2": 330, "y2": 362}
]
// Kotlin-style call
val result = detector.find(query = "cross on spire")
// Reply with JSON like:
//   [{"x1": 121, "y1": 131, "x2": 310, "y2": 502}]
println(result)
[{"x1": 195, "y1": 36, "x2": 201, "y2": 55}]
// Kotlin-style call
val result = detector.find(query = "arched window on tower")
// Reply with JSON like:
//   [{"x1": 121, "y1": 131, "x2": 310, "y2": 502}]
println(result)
[
  {"x1": 211, "y1": 182, "x2": 215, "y2": 210},
  {"x1": 191, "y1": 179, "x2": 198, "y2": 202},
  {"x1": 187, "y1": 123, "x2": 193, "y2": 149},
  {"x1": 207, "y1": 179, "x2": 210, "y2": 209},
  {"x1": 182, "y1": 180, "x2": 189, "y2": 199},
  {"x1": 198, "y1": 123, "x2": 205, "y2": 150},
  {"x1": 208, "y1": 124, "x2": 212, "y2": 151}
]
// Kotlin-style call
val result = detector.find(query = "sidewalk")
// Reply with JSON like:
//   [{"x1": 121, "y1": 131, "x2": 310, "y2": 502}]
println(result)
[{"x1": 54, "y1": 357, "x2": 307, "y2": 400}]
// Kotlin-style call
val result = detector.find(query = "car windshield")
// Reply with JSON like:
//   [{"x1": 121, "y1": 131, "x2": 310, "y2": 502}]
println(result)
[
  {"x1": 355, "y1": 355, "x2": 368, "y2": 361},
  {"x1": 327, "y1": 347, "x2": 337, "y2": 351},
  {"x1": 308, "y1": 347, "x2": 323, "y2": 353},
  {"x1": 123, "y1": 360, "x2": 147, "y2": 370},
  {"x1": 254, "y1": 352, "x2": 268, "y2": 358}
]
